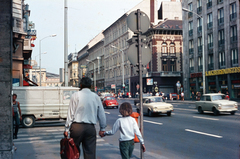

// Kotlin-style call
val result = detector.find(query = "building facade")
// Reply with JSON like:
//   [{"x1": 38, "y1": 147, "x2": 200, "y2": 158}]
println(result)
[
  {"x1": 182, "y1": 0, "x2": 240, "y2": 99},
  {"x1": 68, "y1": 52, "x2": 78, "y2": 87}
]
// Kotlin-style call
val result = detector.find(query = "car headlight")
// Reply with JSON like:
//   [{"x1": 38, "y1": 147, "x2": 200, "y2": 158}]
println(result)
[
  {"x1": 218, "y1": 104, "x2": 222, "y2": 107},
  {"x1": 153, "y1": 107, "x2": 157, "y2": 111},
  {"x1": 234, "y1": 103, "x2": 238, "y2": 106}
]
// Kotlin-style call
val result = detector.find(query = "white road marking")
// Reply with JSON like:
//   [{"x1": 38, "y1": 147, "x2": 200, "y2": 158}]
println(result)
[
  {"x1": 174, "y1": 108, "x2": 196, "y2": 111},
  {"x1": 193, "y1": 116, "x2": 219, "y2": 121},
  {"x1": 143, "y1": 120, "x2": 163, "y2": 125},
  {"x1": 185, "y1": 129, "x2": 223, "y2": 138},
  {"x1": 188, "y1": 106, "x2": 196, "y2": 108},
  {"x1": 105, "y1": 112, "x2": 110, "y2": 114}
]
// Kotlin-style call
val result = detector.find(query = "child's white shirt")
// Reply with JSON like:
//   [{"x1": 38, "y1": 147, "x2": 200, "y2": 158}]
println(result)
[{"x1": 105, "y1": 116, "x2": 144, "y2": 144}]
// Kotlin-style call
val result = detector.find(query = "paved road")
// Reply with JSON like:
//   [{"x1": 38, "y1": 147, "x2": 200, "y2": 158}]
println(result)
[{"x1": 13, "y1": 99, "x2": 240, "y2": 159}]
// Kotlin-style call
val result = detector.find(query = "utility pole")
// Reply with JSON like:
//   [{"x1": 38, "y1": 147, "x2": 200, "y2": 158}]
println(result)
[{"x1": 64, "y1": 0, "x2": 68, "y2": 86}]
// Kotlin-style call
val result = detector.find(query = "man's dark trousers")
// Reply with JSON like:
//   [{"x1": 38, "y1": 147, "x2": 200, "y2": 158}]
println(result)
[{"x1": 70, "y1": 122, "x2": 96, "y2": 159}]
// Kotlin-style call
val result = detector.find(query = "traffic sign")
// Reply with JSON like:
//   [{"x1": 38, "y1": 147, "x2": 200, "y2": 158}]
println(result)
[
  {"x1": 128, "y1": 43, "x2": 151, "y2": 66},
  {"x1": 127, "y1": 10, "x2": 150, "y2": 33}
]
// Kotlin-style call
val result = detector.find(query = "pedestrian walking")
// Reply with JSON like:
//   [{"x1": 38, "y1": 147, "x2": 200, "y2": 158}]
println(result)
[
  {"x1": 100, "y1": 102, "x2": 146, "y2": 159},
  {"x1": 12, "y1": 93, "x2": 22, "y2": 139},
  {"x1": 191, "y1": 91, "x2": 195, "y2": 101},
  {"x1": 169, "y1": 93, "x2": 173, "y2": 101},
  {"x1": 181, "y1": 91, "x2": 184, "y2": 101},
  {"x1": 64, "y1": 77, "x2": 107, "y2": 159}
]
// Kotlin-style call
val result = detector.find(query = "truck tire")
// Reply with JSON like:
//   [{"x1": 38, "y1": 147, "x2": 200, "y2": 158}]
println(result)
[{"x1": 22, "y1": 116, "x2": 35, "y2": 128}]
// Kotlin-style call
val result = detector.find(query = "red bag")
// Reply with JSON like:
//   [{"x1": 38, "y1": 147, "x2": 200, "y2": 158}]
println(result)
[{"x1": 60, "y1": 138, "x2": 79, "y2": 159}]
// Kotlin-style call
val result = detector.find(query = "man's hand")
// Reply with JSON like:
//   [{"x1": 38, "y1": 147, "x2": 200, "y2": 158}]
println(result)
[
  {"x1": 20, "y1": 116, "x2": 22, "y2": 121},
  {"x1": 64, "y1": 131, "x2": 68, "y2": 138},
  {"x1": 142, "y1": 144, "x2": 146, "y2": 152},
  {"x1": 99, "y1": 131, "x2": 105, "y2": 137}
]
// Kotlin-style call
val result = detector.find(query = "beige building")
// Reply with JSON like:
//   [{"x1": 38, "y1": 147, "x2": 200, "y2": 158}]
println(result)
[{"x1": 68, "y1": 53, "x2": 79, "y2": 87}]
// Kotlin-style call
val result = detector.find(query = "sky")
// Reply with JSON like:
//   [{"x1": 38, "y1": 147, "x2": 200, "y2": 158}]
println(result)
[{"x1": 25, "y1": 0, "x2": 166, "y2": 74}]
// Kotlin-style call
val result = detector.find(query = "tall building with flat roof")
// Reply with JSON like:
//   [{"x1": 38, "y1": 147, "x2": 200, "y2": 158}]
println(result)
[{"x1": 182, "y1": 0, "x2": 240, "y2": 99}]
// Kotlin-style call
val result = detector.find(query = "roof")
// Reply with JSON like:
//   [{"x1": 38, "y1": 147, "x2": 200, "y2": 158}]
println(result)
[
  {"x1": 46, "y1": 72, "x2": 60, "y2": 78},
  {"x1": 153, "y1": 19, "x2": 182, "y2": 30}
]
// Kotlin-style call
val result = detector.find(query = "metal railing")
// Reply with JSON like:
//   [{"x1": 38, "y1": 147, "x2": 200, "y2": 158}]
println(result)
[
  {"x1": 207, "y1": 22, "x2": 213, "y2": 29},
  {"x1": 230, "y1": 13, "x2": 237, "y2": 21},
  {"x1": 208, "y1": 63, "x2": 214, "y2": 70},
  {"x1": 218, "y1": 17, "x2": 224, "y2": 25},
  {"x1": 197, "y1": 6, "x2": 202, "y2": 14}
]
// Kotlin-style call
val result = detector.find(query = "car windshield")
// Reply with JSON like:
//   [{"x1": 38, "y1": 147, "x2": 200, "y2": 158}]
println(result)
[
  {"x1": 106, "y1": 97, "x2": 115, "y2": 100},
  {"x1": 211, "y1": 95, "x2": 224, "y2": 101},
  {"x1": 150, "y1": 97, "x2": 163, "y2": 103},
  {"x1": 104, "y1": 94, "x2": 111, "y2": 97}
]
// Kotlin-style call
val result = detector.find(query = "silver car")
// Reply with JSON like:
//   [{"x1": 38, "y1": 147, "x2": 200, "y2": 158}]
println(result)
[
  {"x1": 195, "y1": 93, "x2": 238, "y2": 115},
  {"x1": 136, "y1": 96, "x2": 173, "y2": 117}
]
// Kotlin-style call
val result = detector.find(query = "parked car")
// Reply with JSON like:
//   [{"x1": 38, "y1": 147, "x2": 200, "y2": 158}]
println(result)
[
  {"x1": 195, "y1": 93, "x2": 238, "y2": 115},
  {"x1": 134, "y1": 93, "x2": 151, "y2": 105},
  {"x1": 171, "y1": 93, "x2": 178, "y2": 100},
  {"x1": 136, "y1": 96, "x2": 173, "y2": 117},
  {"x1": 102, "y1": 96, "x2": 119, "y2": 109},
  {"x1": 100, "y1": 92, "x2": 111, "y2": 101}
]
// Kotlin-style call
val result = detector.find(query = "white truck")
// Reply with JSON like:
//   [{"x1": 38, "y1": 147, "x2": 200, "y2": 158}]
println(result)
[{"x1": 13, "y1": 86, "x2": 79, "y2": 128}]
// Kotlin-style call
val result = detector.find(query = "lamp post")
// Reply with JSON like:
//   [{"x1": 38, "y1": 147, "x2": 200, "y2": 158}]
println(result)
[
  {"x1": 111, "y1": 45, "x2": 125, "y2": 91},
  {"x1": 182, "y1": 8, "x2": 205, "y2": 94},
  {"x1": 86, "y1": 59, "x2": 96, "y2": 92},
  {"x1": 39, "y1": 34, "x2": 56, "y2": 86}
]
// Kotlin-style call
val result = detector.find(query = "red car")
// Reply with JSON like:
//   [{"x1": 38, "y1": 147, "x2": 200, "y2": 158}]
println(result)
[
  {"x1": 102, "y1": 96, "x2": 119, "y2": 109},
  {"x1": 171, "y1": 93, "x2": 178, "y2": 100}
]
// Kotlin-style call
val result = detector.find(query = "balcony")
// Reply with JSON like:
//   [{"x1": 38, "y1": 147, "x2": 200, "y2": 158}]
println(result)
[
  {"x1": 198, "y1": 46, "x2": 202, "y2": 53},
  {"x1": 207, "y1": 1, "x2": 212, "y2": 9},
  {"x1": 207, "y1": 22, "x2": 213, "y2": 29},
  {"x1": 190, "y1": 67, "x2": 194, "y2": 73},
  {"x1": 218, "y1": 39, "x2": 225, "y2": 46},
  {"x1": 198, "y1": 65, "x2": 203, "y2": 71},
  {"x1": 189, "y1": 29, "x2": 193, "y2": 36},
  {"x1": 208, "y1": 43, "x2": 213, "y2": 49},
  {"x1": 219, "y1": 61, "x2": 225, "y2": 68},
  {"x1": 188, "y1": 12, "x2": 193, "y2": 18},
  {"x1": 218, "y1": 18, "x2": 224, "y2": 25},
  {"x1": 169, "y1": 53, "x2": 176, "y2": 57},
  {"x1": 230, "y1": 36, "x2": 237, "y2": 43},
  {"x1": 197, "y1": 6, "x2": 202, "y2": 14},
  {"x1": 230, "y1": 13, "x2": 237, "y2": 21},
  {"x1": 197, "y1": 26, "x2": 202, "y2": 33},
  {"x1": 189, "y1": 48, "x2": 194, "y2": 55},
  {"x1": 159, "y1": 71, "x2": 181, "y2": 77},
  {"x1": 161, "y1": 52, "x2": 168, "y2": 57},
  {"x1": 208, "y1": 63, "x2": 214, "y2": 70}
]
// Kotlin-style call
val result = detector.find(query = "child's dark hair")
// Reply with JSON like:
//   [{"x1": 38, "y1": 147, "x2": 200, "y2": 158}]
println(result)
[{"x1": 119, "y1": 102, "x2": 132, "y2": 117}]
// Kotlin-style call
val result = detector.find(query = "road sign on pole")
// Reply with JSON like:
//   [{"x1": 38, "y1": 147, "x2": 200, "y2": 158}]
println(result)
[{"x1": 127, "y1": 9, "x2": 150, "y2": 159}]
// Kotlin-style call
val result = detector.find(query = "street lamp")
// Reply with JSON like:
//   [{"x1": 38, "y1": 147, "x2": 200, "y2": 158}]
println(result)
[
  {"x1": 86, "y1": 59, "x2": 96, "y2": 92},
  {"x1": 182, "y1": 8, "x2": 205, "y2": 94},
  {"x1": 111, "y1": 45, "x2": 125, "y2": 91},
  {"x1": 39, "y1": 34, "x2": 56, "y2": 86}
]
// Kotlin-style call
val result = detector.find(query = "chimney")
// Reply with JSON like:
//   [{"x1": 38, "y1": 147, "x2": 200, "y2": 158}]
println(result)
[{"x1": 150, "y1": 0, "x2": 154, "y2": 23}]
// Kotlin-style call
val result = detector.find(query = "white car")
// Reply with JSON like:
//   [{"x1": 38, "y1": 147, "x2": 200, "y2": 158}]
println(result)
[
  {"x1": 136, "y1": 96, "x2": 173, "y2": 117},
  {"x1": 195, "y1": 93, "x2": 238, "y2": 115}
]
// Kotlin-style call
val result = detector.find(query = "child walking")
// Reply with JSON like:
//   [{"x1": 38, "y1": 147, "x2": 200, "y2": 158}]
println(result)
[{"x1": 100, "y1": 102, "x2": 146, "y2": 159}]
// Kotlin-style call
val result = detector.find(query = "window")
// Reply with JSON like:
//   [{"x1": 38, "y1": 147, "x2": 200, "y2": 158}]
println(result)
[
  {"x1": 207, "y1": 13, "x2": 213, "y2": 28},
  {"x1": 189, "y1": 40, "x2": 194, "y2": 54},
  {"x1": 170, "y1": 43, "x2": 175, "y2": 53},
  {"x1": 208, "y1": 55, "x2": 213, "y2": 70},
  {"x1": 207, "y1": 0, "x2": 212, "y2": 9},
  {"x1": 218, "y1": 29, "x2": 224, "y2": 46},
  {"x1": 198, "y1": 37, "x2": 202, "y2": 53},
  {"x1": 217, "y1": 0, "x2": 223, "y2": 4},
  {"x1": 198, "y1": 57, "x2": 202, "y2": 71},
  {"x1": 162, "y1": 43, "x2": 167, "y2": 53},
  {"x1": 230, "y1": 25, "x2": 237, "y2": 42},
  {"x1": 231, "y1": 49, "x2": 238, "y2": 66},
  {"x1": 219, "y1": 52, "x2": 225, "y2": 67},
  {"x1": 190, "y1": 58, "x2": 194, "y2": 72},
  {"x1": 197, "y1": 0, "x2": 202, "y2": 13},
  {"x1": 218, "y1": 8, "x2": 224, "y2": 25},
  {"x1": 197, "y1": 18, "x2": 202, "y2": 33},
  {"x1": 170, "y1": 60, "x2": 176, "y2": 71},
  {"x1": 189, "y1": 21, "x2": 193, "y2": 36},
  {"x1": 188, "y1": 3, "x2": 193, "y2": 18},
  {"x1": 162, "y1": 60, "x2": 168, "y2": 71},
  {"x1": 230, "y1": 3, "x2": 237, "y2": 21},
  {"x1": 208, "y1": 33, "x2": 213, "y2": 49}
]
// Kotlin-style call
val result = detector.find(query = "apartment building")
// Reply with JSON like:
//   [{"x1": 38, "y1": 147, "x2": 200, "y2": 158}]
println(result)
[
  {"x1": 182, "y1": 0, "x2": 240, "y2": 99},
  {"x1": 68, "y1": 52, "x2": 78, "y2": 87}
]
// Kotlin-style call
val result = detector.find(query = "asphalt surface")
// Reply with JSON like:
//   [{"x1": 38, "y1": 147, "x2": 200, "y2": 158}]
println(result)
[{"x1": 13, "y1": 98, "x2": 240, "y2": 159}]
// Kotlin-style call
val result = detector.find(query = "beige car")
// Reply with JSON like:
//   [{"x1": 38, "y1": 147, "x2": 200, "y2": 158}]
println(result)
[
  {"x1": 136, "y1": 96, "x2": 173, "y2": 117},
  {"x1": 195, "y1": 93, "x2": 238, "y2": 115}
]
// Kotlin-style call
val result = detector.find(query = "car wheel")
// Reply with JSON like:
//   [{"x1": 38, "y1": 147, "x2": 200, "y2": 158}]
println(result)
[
  {"x1": 116, "y1": 106, "x2": 118, "y2": 109},
  {"x1": 103, "y1": 104, "x2": 106, "y2": 109},
  {"x1": 230, "y1": 111, "x2": 235, "y2": 115},
  {"x1": 213, "y1": 108, "x2": 219, "y2": 116},
  {"x1": 167, "y1": 111, "x2": 171, "y2": 116},
  {"x1": 136, "y1": 108, "x2": 140, "y2": 113},
  {"x1": 198, "y1": 107, "x2": 204, "y2": 114},
  {"x1": 22, "y1": 116, "x2": 35, "y2": 128},
  {"x1": 148, "y1": 110, "x2": 153, "y2": 117}
]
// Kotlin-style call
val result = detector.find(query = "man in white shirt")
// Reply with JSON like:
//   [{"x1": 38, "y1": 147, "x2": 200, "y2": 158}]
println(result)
[{"x1": 64, "y1": 77, "x2": 106, "y2": 159}]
